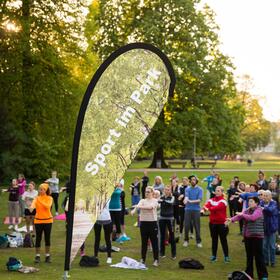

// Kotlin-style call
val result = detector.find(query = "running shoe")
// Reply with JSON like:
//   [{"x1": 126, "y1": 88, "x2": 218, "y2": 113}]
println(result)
[
  {"x1": 153, "y1": 260, "x2": 159, "y2": 267},
  {"x1": 34, "y1": 256, "x2": 40, "y2": 264},
  {"x1": 115, "y1": 236, "x2": 124, "y2": 244},
  {"x1": 120, "y1": 235, "x2": 131, "y2": 242},
  {"x1": 210, "y1": 256, "x2": 217, "y2": 262},
  {"x1": 224, "y1": 256, "x2": 230, "y2": 263},
  {"x1": 45, "y1": 255, "x2": 51, "y2": 263}
]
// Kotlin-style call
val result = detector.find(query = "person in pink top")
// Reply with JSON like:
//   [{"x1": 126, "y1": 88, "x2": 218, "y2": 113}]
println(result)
[
  {"x1": 17, "y1": 173, "x2": 27, "y2": 217},
  {"x1": 202, "y1": 186, "x2": 229, "y2": 263},
  {"x1": 225, "y1": 196, "x2": 268, "y2": 280},
  {"x1": 131, "y1": 186, "x2": 159, "y2": 267}
]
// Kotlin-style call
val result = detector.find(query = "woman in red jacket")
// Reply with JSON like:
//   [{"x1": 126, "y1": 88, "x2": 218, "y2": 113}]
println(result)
[{"x1": 201, "y1": 186, "x2": 230, "y2": 262}]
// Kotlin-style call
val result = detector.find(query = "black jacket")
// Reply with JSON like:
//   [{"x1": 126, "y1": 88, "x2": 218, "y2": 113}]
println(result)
[{"x1": 159, "y1": 195, "x2": 174, "y2": 218}]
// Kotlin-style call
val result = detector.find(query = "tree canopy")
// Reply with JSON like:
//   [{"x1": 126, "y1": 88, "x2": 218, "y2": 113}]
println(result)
[
  {"x1": 0, "y1": 0, "x2": 90, "y2": 180},
  {"x1": 88, "y1": 0, "x2": 245, "y2": 165},
  {"x1": 0, "y1": 0, "x2": 272, "y2": 180}
]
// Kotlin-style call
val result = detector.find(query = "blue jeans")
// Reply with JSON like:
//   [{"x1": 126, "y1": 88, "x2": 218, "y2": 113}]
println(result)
[
  {"x1": 132, "y1": 195, "x2": 140, "y2": 206},
  {"x1": 263, "y1": 233, "x2": 276, "y2": 265},
  {"x1": 278, "y1": 210, "x2": 280, "y2": 235}
]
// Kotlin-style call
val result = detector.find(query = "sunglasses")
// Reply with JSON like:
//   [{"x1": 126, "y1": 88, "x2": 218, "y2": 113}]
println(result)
[{"x1": 145, "y1": 191, "x2": 151, "y2": 193}]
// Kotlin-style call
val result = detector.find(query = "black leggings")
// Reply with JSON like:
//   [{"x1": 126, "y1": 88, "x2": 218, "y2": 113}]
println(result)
[
  {"x1": 140, "y1": 221, "x2": 159, "y2": 262},
  {"x1": 237, "y1": 202, "x2": 243, "y2": 233},
  {"x1": 110, "y1": 211, "x2": 121, "y2": 234},
  {"x1": 228, "y1": 201, "x2": 238, "y2": 218},
  {"x1": 94, "y1": 222, "x2": 112, "y2": 258},
  {"x1": 35, "y1": 223, "x2": 52, "y2": 247},
  {"x1": 179, "y1": 207, "x2": 185, "y2": 234},
  {"x1": 244, "y1": 238, "x2": 268, "y2": 279},
  {"x1": 159, "y1": 219, "x2": 176, "y2": 257},
  {"x1": 51, "y1": 193, "x2": 59, "y2": 212},
  {"x1": 173, "y1": 205, "x2": 180, "y2": 225},
  {"x1": 209, "y1": 223, "x2": 229, "y2": 257}
]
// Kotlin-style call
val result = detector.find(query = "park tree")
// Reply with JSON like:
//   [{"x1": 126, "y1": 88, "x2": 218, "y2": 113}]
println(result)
[
  {"x1": 0, "y1": 0, "x2": 90, "y2": 180},
  {"x1": 239, "y1": 92, "x2": 271, "y2": 151},
  {"x1": 237, "y1": 75, "x2": 271, "y2": 151},
  {"x1": 271, "y1": 122, "x2": 280, "y2": 153},
  {"x1": 86, "y1": 0, "x2": 245, "y2": 166}
]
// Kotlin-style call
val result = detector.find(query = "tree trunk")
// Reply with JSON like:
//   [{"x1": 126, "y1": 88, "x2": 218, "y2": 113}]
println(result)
[
  {"x1": 22, "y1": 0, "x2": 32, "y2": 118},
  {"x1": 149, "y1": 146, "x2": 168, "y2": 168}
]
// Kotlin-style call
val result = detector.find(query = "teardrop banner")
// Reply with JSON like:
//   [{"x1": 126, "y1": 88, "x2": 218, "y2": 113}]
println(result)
[{"x1": 64, "y1": 42, "x2": 175, "y2": 276}]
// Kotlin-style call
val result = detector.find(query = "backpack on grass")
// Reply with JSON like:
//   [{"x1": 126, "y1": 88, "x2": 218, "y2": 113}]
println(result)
[
  {"x1": 179, "y1": 258, "x2": 204, "y2": 270},
  {"x1": 6, "y1": 257, "x2": 23, "y2": 271},
  {"x1": 23, "y1": 233, "x2": 34, "y2": 248},
  {"x1": 0, "y1": 235, "x2": 9, "y2": 248},
  {"x1": 79, "y1": 256, "x2": 99, "y2": 267},
  {"x1": 228, "y1": 271, "x2": 253, "y2": 280}
]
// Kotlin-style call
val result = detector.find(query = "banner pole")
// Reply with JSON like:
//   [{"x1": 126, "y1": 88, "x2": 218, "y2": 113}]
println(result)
[{"x1": 63, "y1": 109, "x2": 82, "y2": 276}]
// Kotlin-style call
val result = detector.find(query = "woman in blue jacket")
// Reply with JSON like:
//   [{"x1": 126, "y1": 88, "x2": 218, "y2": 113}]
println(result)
[{"x1": 261, "y1": 190, "x2": 278, "y2": 267}]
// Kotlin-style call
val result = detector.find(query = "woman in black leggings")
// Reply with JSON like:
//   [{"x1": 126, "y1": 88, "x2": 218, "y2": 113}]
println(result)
[
  {"x1": 131, "y1": 186, "x2": 159, "y2": 267},
  {"x1": 30, "y1": 183, "x2": 53, "y2": 264},
  {"x1": 94, "y1": 200, "x2": 112, "y2": 264},
  {"x1": 202, "y1": 186, "x2": 230, "y2": 263}
]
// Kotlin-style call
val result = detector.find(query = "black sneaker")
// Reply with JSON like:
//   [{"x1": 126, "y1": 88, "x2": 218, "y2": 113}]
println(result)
[
  {"x1": 34, "y1": 256, "x2": 40, "y2": 264},
  {"x1": 45, "y1": 255, "x2": 51, "y2": 263}
]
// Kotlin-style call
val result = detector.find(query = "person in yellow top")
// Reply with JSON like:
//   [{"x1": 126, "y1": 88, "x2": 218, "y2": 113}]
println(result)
[{"x1": 30, "y1": 183, "x2": 53, "y2": 263}]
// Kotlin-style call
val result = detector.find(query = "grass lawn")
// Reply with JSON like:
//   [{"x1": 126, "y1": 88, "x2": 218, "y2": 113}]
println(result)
[
  {"x1": 129, "y1": 159, "x2": 280, "y2": 170},
  {"x1": 0, "y1": 169, "x2": 280, "y2": 279}
]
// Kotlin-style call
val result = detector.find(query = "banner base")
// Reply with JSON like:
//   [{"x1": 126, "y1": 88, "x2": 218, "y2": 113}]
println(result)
[{"x1": 63, "y1": 271, "x2": 70, "y2": 279}]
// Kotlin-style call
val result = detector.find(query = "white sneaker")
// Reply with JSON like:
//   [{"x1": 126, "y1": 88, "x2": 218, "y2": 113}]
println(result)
[
  {"x1": 153, "y1": 260, "x2": 159, "y2": 267},
  {"x1": 183, "y1": 241, "x2": 189, "y2": 247},
  {"x1": 14, "y1": 225, "x2": 18, "y2": 231},
  {"x1": 106, "y1": 257, "x2": 112, "y2": 264},
  {"x1": 8, "y1": 225, "x2": 13, "y2": 230},
  {"x1": 197, "y1": 243, "x2": 203, "y2": 248}
]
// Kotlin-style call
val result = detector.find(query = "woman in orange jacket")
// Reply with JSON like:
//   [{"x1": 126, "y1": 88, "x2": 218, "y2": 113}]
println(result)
[{"x1": 30, "y1": 183, "x2": 53, "y2": 263}]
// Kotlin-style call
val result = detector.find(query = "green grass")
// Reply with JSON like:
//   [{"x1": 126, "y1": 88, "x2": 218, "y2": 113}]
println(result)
[
  {"x1": 0, "y1": 170, "x2": 280, "y2": 279},
  {"x1": 129, "y1": 159, "x2": 280, "y2": 170}
]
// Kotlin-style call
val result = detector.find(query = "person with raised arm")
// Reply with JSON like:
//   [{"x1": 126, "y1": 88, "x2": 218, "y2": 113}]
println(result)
[
  {"x1": 131, "y1": 186, "x2": 159, "y2": 267},
  {"x1": 202, "y1": 186, "x2": 230, "y2": 263},
  {"x1": 30, "y1": 183, "x2": 53, "y2": 264},
  {"x1": 225, "y1": 197, "x2": 268, "y2": 280}
]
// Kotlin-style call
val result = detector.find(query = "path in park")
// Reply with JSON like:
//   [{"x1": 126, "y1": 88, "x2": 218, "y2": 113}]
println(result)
[{"x1": 128, "y1": 168, "x2": 280, "y2": 172}]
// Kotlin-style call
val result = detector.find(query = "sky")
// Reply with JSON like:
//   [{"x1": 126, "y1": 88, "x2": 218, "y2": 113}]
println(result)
[{"x1": 203, "y1": 0, "x2": 280, "y2": 122}]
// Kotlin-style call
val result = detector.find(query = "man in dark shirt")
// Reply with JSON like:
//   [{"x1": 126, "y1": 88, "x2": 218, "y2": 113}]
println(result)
[
  {"x1": 141, "y1": 170, "x2": 149, "y2": 199},
  {"x1": 256, "y1": 171, "x2": 269, "y2": 190}
]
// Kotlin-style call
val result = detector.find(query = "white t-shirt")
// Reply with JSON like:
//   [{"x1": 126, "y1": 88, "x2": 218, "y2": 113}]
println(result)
[
  {"x1": 22, "y1": 190, "x2": 38, "y2": 208},
  {"x1": 119, "y1": 178, "x2": 125, "y2": 187},
  {"x1": 138, "y1": 198, "x2": 158, "y2": 222}
]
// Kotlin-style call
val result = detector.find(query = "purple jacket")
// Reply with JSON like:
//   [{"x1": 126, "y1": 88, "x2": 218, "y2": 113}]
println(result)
[
  {"x1": 18, "y1": 179, "x2": 26, "y2": 196},
  {"x1": 231, "y1": 206, "x2": 264, "y2": 238}
]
